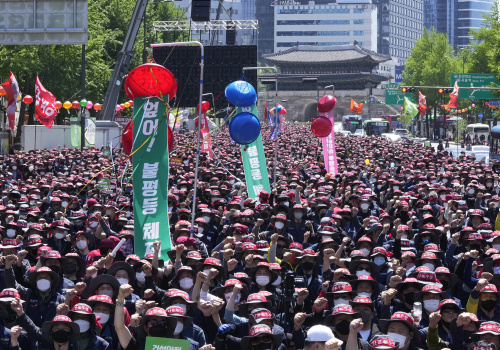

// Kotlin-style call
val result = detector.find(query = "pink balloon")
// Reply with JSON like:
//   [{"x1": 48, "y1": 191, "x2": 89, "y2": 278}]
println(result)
[
  {"x1": 86, "y1": 101, "x2": 93, "y2": 109},
  {"x1": 116, "y1": 105, "x2": 121, "y2": 111},
  {"x1": 318, "y1": 95, "x2": 337, "y2": 113}
]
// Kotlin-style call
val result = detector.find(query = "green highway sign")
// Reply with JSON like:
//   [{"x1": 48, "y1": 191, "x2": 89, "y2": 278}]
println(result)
[
  {"x1": 451, "y1": 73, "x2": 500, "y2": 99},
  {"x1": 385, "y1": 88, "x2": 416, "y2": 105}
]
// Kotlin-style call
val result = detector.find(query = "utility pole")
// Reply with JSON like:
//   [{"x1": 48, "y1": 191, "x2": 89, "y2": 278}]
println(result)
[{"x1": 81, "y1": 44, "x2": 86, "y2": 150}]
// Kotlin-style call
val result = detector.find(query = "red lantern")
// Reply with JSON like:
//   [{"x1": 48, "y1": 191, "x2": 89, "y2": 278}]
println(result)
[
  {"x1": 94, "y1": 103, "x2": 102, "y2": 111},
  {"x1": 23, "y1": 95, "x2": 33, "y2": 105},
  {"x1": 54, "y1": 101, "x2": 63, "y2": 110},
  {"x1": 122, "y1": 120, "x2": 133, "y2": 155},
  {"x1": 311, "y1": 116, "x2": 333, "y2": 137},
  {"x1": 128, "y1": 100, "x2": 134, "y2": 107},
  {"x1": 120, "y1": 103, "x2": 126, "y2": 110},
  {"x1": 197, "y1": 101, "x2": 210, "y2": 113},
  {"x1": 72, "y1": 101, "x2": 80, "y2": 109},
  {"x1": 124, "y1": 63, "x2": 177, "y2": 101},
  {"x1": 317, "y1": 95, "x2": 337, "y2": 113}
]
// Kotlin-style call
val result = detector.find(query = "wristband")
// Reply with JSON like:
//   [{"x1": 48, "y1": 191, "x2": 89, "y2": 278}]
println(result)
[{"x1": 116, "y1": 300, "x2": 125, "y2": 307}]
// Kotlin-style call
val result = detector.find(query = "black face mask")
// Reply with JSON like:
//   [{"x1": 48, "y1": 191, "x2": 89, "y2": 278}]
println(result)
[
  {"x1": 149, "y1": 326, "x2": 167, "y2": 337},
  {"x1": 51, "y1": 329, "x2": 72, "y2": 343},
  {"x1": 359, "y1": 311, "x2": 371, "y2": 325},
  {"x1": 440, "y1": 281, "x2": 450, "y2": 291},
  {"x1": 404, "y1": 292, "x2": 416, "y2": 305},
  {"x1": 63, "y1": 263, "x2": 78, "y2": 276},
  {"x1": 0, "y1": 305, "x2": 17, "y2": 324},
  {"x1": 47, "y1": 265, "x2": 60, "y2": 274},
  {"x1": 253, "y1": 343, "x2": 273, "y2": 350},
  {"x1": 302, "y1": 262, "x2": 314, "y2": 271},
  {"x1": 482, "y1": 299, "x2": 496, "y2": 311},
  {"x1": 469, "y1": 244, "x2": 481, "y2": 251},
  {"x1": 335, "y1": 320, "x2": 351, "y2": 335},
  {"x1": 99, "y1": 248, "x2": 109, "y2": 256}
]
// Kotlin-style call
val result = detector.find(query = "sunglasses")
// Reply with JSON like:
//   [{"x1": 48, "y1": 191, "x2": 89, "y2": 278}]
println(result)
[
  {"x1": 441, "y1": 307, "x2": 458, "y2": 314},
  {"x1": 251, "y1": 335, "x2": 272, "y2": 345},
  {"x1": 333, "y1": 293, "x2": 351, "y2": 300},
  {"x1": 150, "y1": 319, "x2": 169, "y2": 327}
]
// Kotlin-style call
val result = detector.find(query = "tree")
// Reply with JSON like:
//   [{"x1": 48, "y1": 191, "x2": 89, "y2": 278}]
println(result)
[
  {"x1": 402, "y1": 27, "x2": 461, "y2": 104},
  {"x1": 0, "y1": 0, "x2": 187, "y2": 124}
]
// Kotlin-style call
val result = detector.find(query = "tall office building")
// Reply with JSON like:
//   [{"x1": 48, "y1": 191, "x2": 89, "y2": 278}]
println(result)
[
  {"x1": 377, "y1": 0, "x2": 424, "y2": 64},
  {"x1": 424, "y1": 0, "x2": 495, "y2": 48}
]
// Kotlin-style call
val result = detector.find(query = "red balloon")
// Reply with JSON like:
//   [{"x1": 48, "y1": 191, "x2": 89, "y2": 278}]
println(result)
[
  {"x1": 197, "y1": 101, "x2": 210, "y2": 113},
  {"x1": 124, "y1": 63, "x2": 177, "y2": 101},
  {"x1": 318, "y1": 95, "x2": 337, "y2": 113},
  {"x1": 122, "y1": 120, "x2": 133, "y2": 155},
  {"x1": 54, "y1": 101, "x2": 63, "y2": 110},
  {"x1": 128, "y1": 100, "x2": 134, "y2": 107},
  {"x1": 23, "y1": 95, "x2": 33, "y2": 105},
  {"x1": 72, "y1": 101, "x2": 80, "y2": 109},
  {"x1": 311, "y1": 116, "x2": 333, "y2": 137}
]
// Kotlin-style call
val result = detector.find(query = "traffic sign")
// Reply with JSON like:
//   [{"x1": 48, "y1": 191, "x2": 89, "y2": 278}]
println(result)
[
  {"x1": 370, "y1": 97, "x2": 375, "y2": 102},
  {"x1": 451, "y1": 73, "x2": 500, "y2": 99},
  {"x1": 478, "y1": 113, "x2": 484, "y2": 119},
  {"x1": 489, "y1": 101, "x2": 500, "y2": 107},
  {"x1": 385, "y1": 89, "x2": 416, "y2": 105}
]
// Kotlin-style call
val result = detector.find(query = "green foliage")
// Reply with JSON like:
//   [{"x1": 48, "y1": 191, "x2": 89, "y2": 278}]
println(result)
[
  {"x1": 402, "y1": 27, "x2": 461, "y2": 104},
  {"x1": 0, "y1": 0, "x2": 187, "y2": 118}
]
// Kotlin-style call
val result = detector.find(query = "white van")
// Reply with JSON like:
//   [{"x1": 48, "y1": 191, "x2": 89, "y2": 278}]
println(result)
[{"x1": 466, "y1": 123, "x2": 490, "y2": 142}]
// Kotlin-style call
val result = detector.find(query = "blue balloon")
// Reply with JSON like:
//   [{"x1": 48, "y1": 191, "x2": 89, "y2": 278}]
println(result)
[
  {"x1": 229, "y1": 112, "x2": 261, "y2": 145},
  {"x1": 225, "y1": 81, "x2": 257, "y2": 107}
]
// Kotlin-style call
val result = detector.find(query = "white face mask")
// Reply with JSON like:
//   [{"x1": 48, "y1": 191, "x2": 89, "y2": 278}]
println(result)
[
  {"x1": 275, "y1": 221, "x2": 285, "y2": 230},
  {"x1": 6, "y1": 229, "x2": 16, "y2": 238},
  {"x1": 74, "y1": 319, "x2": 90, "y2": 333},
  {"x1": 98, "y1": 288, "x2": 113, "y2": 299},
  {"x1": 468, "y1": 189, "x2": 475, "y2": 195},
  {"x1": 422, "y1": 263, "x2": 435, "y2": 271},
  {"x1": 95, "y1": 312, "x2": 110, "y2": 324},
  {"x1": 356, "y1": 270, "x2": 370, "y2": 277},
  {"x1": 283, "y1": 202, "x2": 290, "y2": 207},
  {"x1": 294, "y1": 212, "x2": 303, "y2": 219},
  {"x1": 423, "y1": 299, "x2": 440, "y2": 312},
  {"x1": 225, "y1": 292, "x2": 241, "y2": 303},
  {"x1": 256, "y1": 275, "x2": 270, "y2": 286},
  {"x1": 168, "y1": 207, "x2": 173, "y2": 212},
  {"x1": 374, "y1": 256, "x2": 386, "y2": 266},
  {"x1": 388, "y1": 332, "x2": 407, "y2": 349},
  {"x1": 401, "y1": 234, "x2": 408, "y2": 240},
  {"x1": 334, "y1": 298, "x2": 350, "y2": 306},
  {"x1": 203, "y1": 216, "x2": 210, "y2": 223},
  {"x1": 125, "y1": 211, "x2": 132, "y2": 218},
  {"x1": 37, "y1": 279, "x2": 51, "y2": 292},
  {"x1": 197, "y1": 227, "x2": 204, "y2": 235},
  {"x1": 136, "y1": 271, "x2": 146, "y2": 284},
  {"x1": 440, "y1": 195, "x2": 446, "y2": 200},
  {"x1": 12, "y1": 166, "x2": 16, "y2": 170},
  {"x1": 55, "y1": 232, "x2": 65, "y2": 240},
  {"x1": 76, "y1": 240, "x2": 88, "y2": 250},
  {"x1": 443, "y1": 179, "x2": 448, "y2": 184},
  {"x1": 116, "y1": 278, "x2": 128, "y2": 285},
  {"x1": 29, "y1": 166, "x2": 34, "y2": 172},
  {"x1": 357, "y1": 292, "x2": 371, "y2": 298},
  {"x1": 173, "y1": 321, "x2": 184, "y2": 335},
  {"x1": 360, "y1": 248, "x2": 370, "y2": 257},
  {"x1": 377, "y1": 185, "x2": 383, "y2": 190},
  {"x1": 179, "y1": 278, "x2": 194, "y2": 290},
  {"x1": 90, "y1": 222, "x2": 99, "y2": 229},
  {"x1": 272, "y1": 275, "x2": 282, "y2": 287},
  {"x1": 360, "y1": 203, "x2": 370, "y2": 210},
  {"x1": 494, "y1": 245, "x2": 500, "y2": 252},
  {"x1": 173, "y1": 304, "x2": 187, "y2": 314},
  {"x1": 393, "y1": 186, "x2": 399, "y2": 191},
  {"x1": 61, "y1": 201, "x2": 68, "y2": 207}
]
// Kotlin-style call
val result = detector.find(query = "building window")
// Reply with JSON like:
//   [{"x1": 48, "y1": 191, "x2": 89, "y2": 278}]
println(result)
[
  {"x1": 276, "y1": 20, "x2": 350, "y2": 25},
  {"x1": 353, "y1": 31, "x2": 364, "y2": 36},
  {"x1": 353, "y1": 19, "x2": 364, "y2": 25}
]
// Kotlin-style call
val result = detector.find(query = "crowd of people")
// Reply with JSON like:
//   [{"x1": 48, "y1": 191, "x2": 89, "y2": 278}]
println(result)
[{"x1": 0, "y1": 121, "x2": 499, "y2": 350}]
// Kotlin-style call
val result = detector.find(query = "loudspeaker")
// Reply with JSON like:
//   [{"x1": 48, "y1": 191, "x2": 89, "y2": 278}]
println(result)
[
  {"x1": 226, "y1": 29, "x2": 236, "y2": 45},
  {"x1": 191, "y1": 0, "x2": 210, "y2": 22},
  {"x1": 152, "y1": 45, "x2": 258, "y2": 109}
]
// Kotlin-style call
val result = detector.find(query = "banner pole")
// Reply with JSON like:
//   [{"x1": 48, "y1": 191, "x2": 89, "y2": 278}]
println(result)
[{"x1": 151, "y1": 41, "x2": 204, "y2": 233}]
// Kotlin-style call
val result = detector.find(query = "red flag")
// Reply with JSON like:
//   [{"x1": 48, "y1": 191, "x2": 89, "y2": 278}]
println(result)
[
  {"x1": 418, "y1": 91, "x2": 426, "y2": 117},
  {"x1": 34, "y1": 75, "x2": 58, "y2": 128},
  {"x1": 1, "y1": 72, "x2": 20, "y2": 129},
  {"x1": 200, "y1": 112, "x2": 213, "y2": 159},
  {"x1": 350, "y1": 99, "x2": 363, "y2": 113},
  {"x1": 444, "y1": 81, "x2": 459, "y2": 109}
]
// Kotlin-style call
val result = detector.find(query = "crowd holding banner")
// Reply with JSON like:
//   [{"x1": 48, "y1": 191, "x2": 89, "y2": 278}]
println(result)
[{"x1": 0, "y1": 90, "x2": 500, "y2": 350}]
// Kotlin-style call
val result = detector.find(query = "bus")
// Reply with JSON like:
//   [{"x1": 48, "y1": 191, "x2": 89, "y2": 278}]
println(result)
[
  {"x1": 465, "y1": 123, "x2": 490, "y2": 144},
  {"x1": 490, "y1": 125, "x2": 500, "y2": 163},
  {"x1": 364, "y1": 118, "x2": 391, "y2": 136},
  {"x1": 380, "y1": 115, "x2": 400, "y2": 130},
  {"x1": 342, "y1": 115, "x2": 363, "y2": 133}
]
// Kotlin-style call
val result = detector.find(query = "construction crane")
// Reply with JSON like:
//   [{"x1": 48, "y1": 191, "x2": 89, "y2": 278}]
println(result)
[{"x1": 99, "y1": 0, "x2": 149, "y2": 120}]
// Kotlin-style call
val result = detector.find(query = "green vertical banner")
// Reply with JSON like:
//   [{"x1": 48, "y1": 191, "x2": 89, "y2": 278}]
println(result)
[
  {"x1": 133, "y1": 97, "x2": 171, "y2": 259},
  {"x1": 236, "y1": 104, "x2": 271, "y2": 199},
  {"x1": 70, "y1": 117, "x2": 80, "y2": 147}
]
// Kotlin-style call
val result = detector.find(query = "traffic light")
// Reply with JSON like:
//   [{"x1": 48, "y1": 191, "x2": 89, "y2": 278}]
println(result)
[
  {"x1": 439, "y1": 88, "x2": 452, "y2": 93},
  {"x1": 402, "y1": 87, "x2": 408, "y2": 93},
  {"x1": 438, "y1": 88, "x2": 444, "y2": 94},
  {"x1": 401, "y1": 87, "x2": 415, "y2": 93}
]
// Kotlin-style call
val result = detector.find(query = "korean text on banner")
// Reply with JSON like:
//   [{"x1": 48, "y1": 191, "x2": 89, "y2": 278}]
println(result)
[
  {"x1": 237, "y1": 104, "x2": 271, "y2": 199},
  {"x1": 200, "y1": 112, "x2": 213, "y2": 159},
  {"x1": 34, "y1": 75, "x2": 58, "y2": 128},
  {"x1": 133, "y1": 97, "x2": 171, "y2": 260},
  {"x1": 145, "y1": 336, "x2": 191, "y2": 350},
  {"x1": 322, "y1": 109, "x2": 338, "y2": 175}
]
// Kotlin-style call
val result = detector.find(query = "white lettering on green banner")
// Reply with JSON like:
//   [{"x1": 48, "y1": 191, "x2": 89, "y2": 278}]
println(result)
[
  {"x1": 236, "y1": 104, "x2": 271, "y2": 199},
  {"x1": 133, "y1": 97, "x2": 171, "y2": 259},
  {"x1": 145, "y1": 337, "x2": 191, "y2": 350}
]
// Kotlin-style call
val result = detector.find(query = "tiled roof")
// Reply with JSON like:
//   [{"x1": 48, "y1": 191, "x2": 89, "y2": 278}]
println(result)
[{"x1": 263, "y1": 43, "x2": 391, "y2": 64}]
